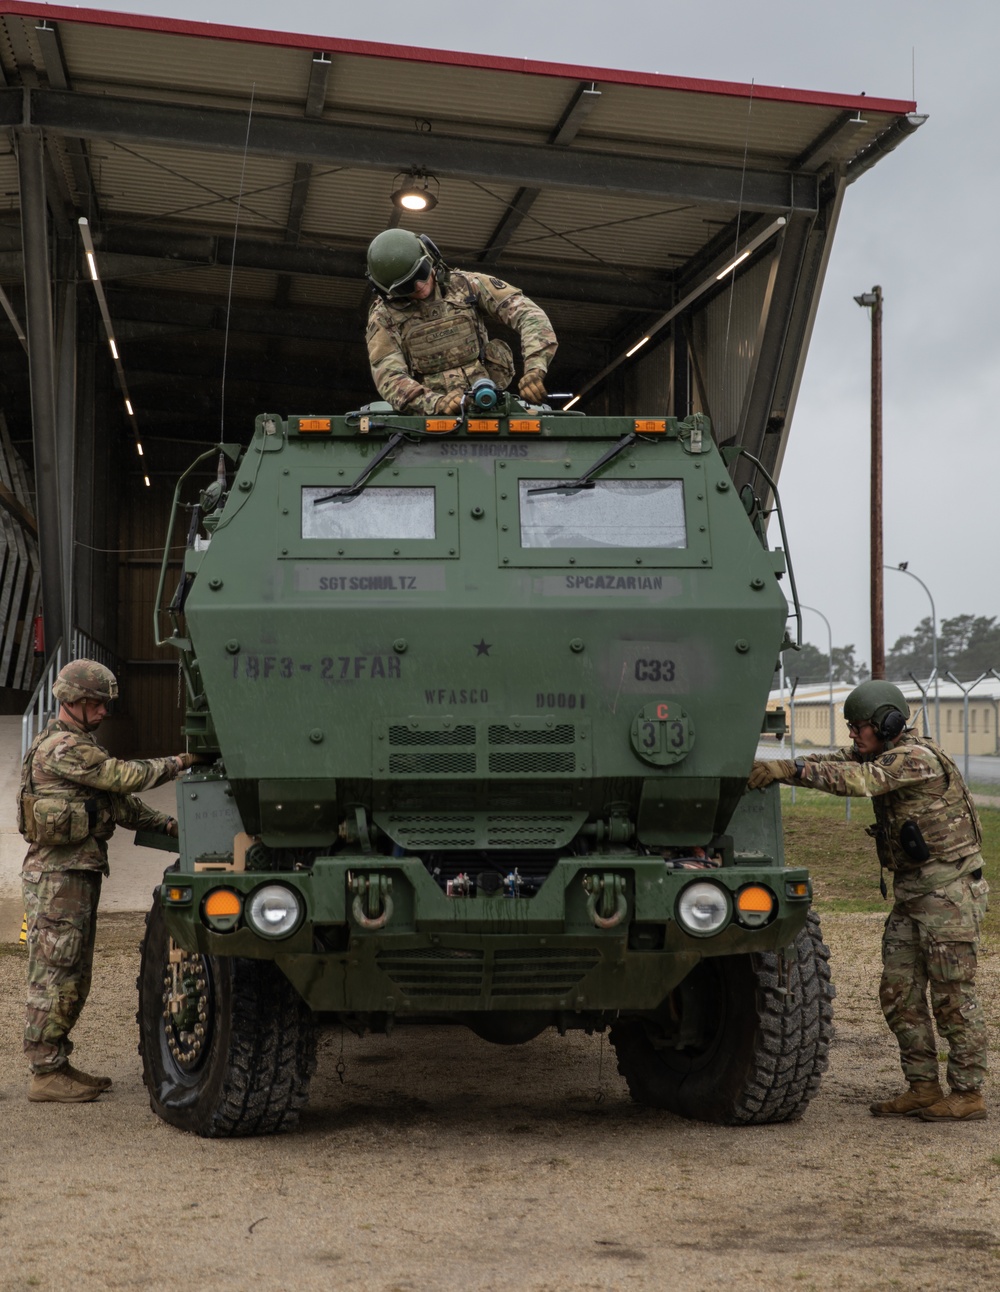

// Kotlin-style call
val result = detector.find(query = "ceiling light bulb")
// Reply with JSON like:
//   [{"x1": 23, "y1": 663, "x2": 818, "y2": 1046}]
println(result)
[
  {"x1": 109, "y1": 338, "x2": 118, "y2": 359},
  {"x1": 143, "y1": 475, "x2": 151, "y2": 487},
  {"x1": 626, "y1": 336, "x2": 650, "y2": 358},
  {"x1": 86, "y1": 252, "x2": 98, "y2": 282},
  {"x1": 125, "y1": 399, "x2": 134, "y2": 416},
  {"x1": 400, "y1": 192, "x2": 429, "y2": 211},
  {"x1": 136, "y1": 443, "x2": 143, "y2": 456}
]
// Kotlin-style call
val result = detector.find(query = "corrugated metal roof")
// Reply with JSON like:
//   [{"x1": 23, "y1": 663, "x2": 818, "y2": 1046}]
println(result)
[{"x1": 0, "y1": 1, "x2": 922, "y2": 451}]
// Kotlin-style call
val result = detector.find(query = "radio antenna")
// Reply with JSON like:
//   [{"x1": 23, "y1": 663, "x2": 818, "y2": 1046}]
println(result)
[{"x1": 220, "y1": 83, "x2": 256, "y2": 441}]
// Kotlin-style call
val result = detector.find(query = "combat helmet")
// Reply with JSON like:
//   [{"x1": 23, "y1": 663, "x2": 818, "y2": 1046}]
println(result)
[
  {"x1": 53, "y1": 659, "x2": 119, "y2": 705},
  {"x1": 843, "y1": 680, "x2": 910, "y2": 741},
  {"x1": 366, "y1": 229, "x2": 442, "y2": 299}
]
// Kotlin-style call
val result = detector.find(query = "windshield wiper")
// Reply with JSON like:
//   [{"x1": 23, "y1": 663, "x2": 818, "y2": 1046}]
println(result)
[
  {"x1": 527, "y1": 431, "x2": 637, "y2": 496},
  {"x1": 313, "y1": 432, "x2": 405, "y2": 504}
]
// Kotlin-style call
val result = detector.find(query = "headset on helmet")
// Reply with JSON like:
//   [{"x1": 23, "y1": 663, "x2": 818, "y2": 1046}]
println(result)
[{"x1": 843, "y1": 680, "x2": 910, "y2": 742}]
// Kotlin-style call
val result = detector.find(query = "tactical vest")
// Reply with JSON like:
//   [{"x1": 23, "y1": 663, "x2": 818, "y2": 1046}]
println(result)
[
  {"x1": 18, "y1": 722, "x2": 114, "y2": 847},
  {"x1": 390, "y1": 274, "x2": 487, "y2": 378},
  {"x1": 870, "y1": 735, "x2": 982, "y2": 871}
]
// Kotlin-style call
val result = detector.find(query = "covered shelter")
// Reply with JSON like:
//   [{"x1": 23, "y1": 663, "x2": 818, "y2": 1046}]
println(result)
[{"x1": 0, "y1": 2, "x2": 922, "y2": 748}]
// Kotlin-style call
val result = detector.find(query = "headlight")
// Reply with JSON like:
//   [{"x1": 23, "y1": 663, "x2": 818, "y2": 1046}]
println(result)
[
  {"x1": 676, "y1": 882, "x2": 730, "y2": 936},
  {"x1": 246, "y1": 885, "x2": 304, "y2": 939}
]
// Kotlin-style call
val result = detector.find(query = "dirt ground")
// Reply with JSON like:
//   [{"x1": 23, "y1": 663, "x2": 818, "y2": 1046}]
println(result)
[{"x1": 1, "y1": 912, "x2": 998, "y2": 1292}]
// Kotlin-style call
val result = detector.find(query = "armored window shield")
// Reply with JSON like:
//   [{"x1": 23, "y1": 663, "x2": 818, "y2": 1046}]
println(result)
[
  {"x1": 518, "y1": 480, "x2": 687, "y2": 549},
  {"x1": 301, "y1": 487, "x2": 437, "y2": 540}
]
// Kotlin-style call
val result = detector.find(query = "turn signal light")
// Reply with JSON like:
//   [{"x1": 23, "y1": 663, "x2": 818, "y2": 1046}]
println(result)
[
  {"x1": 735, "y1": 884, "x2": 774, "y2": 928},
  {"x1": 737, "y1": 885, "x2": 773, "y2": 913},
  {"x1": 204, "y1": 889, "x2": 241, "y2": 917}
]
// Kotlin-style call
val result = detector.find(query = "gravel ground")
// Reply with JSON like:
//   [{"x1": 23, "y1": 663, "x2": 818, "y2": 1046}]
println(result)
[{"x1": 1, "y1": 911, "x2": 998, "y2": 1292}]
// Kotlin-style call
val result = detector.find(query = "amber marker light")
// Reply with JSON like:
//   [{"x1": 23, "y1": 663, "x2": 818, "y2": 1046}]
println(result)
[
  {"x1": 467, "y1": 419, "x2": 500, "y2": 433},
  {"x1": 205, "y1": 890, "x2": 241, "y2": 916},
  {"x1": 634, "y1": 419, "x2": 666, "y2": 433},
  {"x1": 509, "y1": 419, "x2": 541, "y2": 433},
  {"x1": 425, "y1": 419, "x2": 455, "y2": 432},
  {"x1": 165, "y1": 886, "x2": 192, "y2": 904},
  {"x1": 202, "y1": 888, "x2": 242, "y2": 932},
  {"x1": 736, "y1": 885, "x2": 775, "y2": 928},
  {"x1": 786, "y1": 880, "x2": 810, "y2": 899},
  {"x1": 298, "y1": 418, "x2": 331, "y2": 432}
]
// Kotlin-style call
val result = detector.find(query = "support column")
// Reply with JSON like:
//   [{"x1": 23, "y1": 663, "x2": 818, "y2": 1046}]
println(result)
[
  {"x1": 17, "y1": 127, "x2": 65, "y2": 652},
  {"x1": 54, "y1": 237, "x2": 78, "y2": 640}
]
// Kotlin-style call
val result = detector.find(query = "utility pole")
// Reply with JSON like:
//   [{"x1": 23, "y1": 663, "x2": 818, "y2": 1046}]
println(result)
[{"x1": 855, "y1": 286, "x2": 883, "y2": 678}]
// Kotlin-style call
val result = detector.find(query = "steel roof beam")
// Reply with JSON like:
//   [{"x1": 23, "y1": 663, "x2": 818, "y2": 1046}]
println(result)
[
  {"x1": 483, "y1": 81, "x2": 601, "y2": 262},
  {"x1": 65, "y1": 224, "x2": 674, "y2": 309},
  {"x1": 10, "y1": 88, "x2": 819, "y2": 213},
  {"x1": 275, "y1": 52, "x2": 332, "y2": 309}
]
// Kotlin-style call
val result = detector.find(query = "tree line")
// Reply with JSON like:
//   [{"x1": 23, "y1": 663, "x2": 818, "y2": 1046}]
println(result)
[{"x1": 775, "y1": 614, "x2": 1000, "y2": 687}]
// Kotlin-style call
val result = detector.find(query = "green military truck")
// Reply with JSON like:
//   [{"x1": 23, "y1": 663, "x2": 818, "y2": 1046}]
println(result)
[{"x1": 138, "y1": 396, "x2": 833, "y2": 1136}]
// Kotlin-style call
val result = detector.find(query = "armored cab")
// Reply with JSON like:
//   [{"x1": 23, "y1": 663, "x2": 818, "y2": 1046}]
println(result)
[{"x1": 138, "y1": 398, "x2": 832, "y2": 1137}]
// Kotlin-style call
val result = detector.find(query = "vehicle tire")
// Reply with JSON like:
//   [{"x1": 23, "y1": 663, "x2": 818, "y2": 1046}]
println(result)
[
  {"x1": 609, "y1": 910, "x2": 834, "y2": 1124},
  {"x1": 137, "y1": 890, "x2": 317, "y2": 1137}
]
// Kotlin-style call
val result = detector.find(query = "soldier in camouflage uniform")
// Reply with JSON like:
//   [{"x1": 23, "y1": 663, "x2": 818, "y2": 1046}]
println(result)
[
  {"x1": 749, "y1": 680, "x2": 988, "y2": 1121},
  {"x1": 365, "y1": 229, "x2": 558, "y2": 415},
  {"x1": 18, "y1": 660, "x2": 202, "y2": 1103}
]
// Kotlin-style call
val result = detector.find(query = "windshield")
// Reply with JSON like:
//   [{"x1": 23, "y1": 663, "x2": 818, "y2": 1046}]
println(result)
[
  {"x1": 301, "y1": 486, "x2": 436, "y2": 540},
  {"x1": 518, "y1": 479, "x2": 686, "y2": 549}
]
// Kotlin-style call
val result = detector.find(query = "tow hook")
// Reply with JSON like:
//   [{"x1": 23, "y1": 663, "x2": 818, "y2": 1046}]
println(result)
[
  {"x1": 582, "y1": 873, "x2": 628, "y2": 929},
  {"x1": 349, "y1": 872, "x2": 394, "y2": 930}
]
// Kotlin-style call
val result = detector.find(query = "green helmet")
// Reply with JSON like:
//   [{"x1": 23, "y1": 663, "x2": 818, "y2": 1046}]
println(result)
[
  {"x1": 53, "y1": 659, "x2": 119, "y2": 705},
  {"x1": 365, "y1": 229, "x2": 439, "y2": 299},
  {"x1": 843, "y1": 680, "x2": 909, "y2": 740}
]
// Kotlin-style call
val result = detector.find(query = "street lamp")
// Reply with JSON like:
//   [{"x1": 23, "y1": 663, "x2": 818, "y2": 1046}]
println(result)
[
  {"x1": 855, "y1": 286, "x2": 883, "y2": 678},
  {"x1": 800, "y1": 604, "x2": 836, "y2": 748},
  {"x1": 885, "y1": 562, "x2": 939, "y2": 742}
]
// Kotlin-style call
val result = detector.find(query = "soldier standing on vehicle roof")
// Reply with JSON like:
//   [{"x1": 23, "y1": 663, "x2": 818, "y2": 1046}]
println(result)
[
  {"x1": 748, "y1": 680, "x2": 989, "y2": 1122},
  {"x1": 364, "y1": 228, "x2": 558, "y2": 415},
  {"x1": 18, "y1": 660, "x2": 204, "y2": 1104}
]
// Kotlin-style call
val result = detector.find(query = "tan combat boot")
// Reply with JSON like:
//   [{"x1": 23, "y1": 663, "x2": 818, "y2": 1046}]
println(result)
[
  {"x1": 918, "y1": 1090, "x2": 987, "y2": 1122},
  {"x1": 28, "y1": 1067, "x2": 104, "y2": 1103},
  {"x1": 869, "y1": 1080, "x2": 944, "y2": 1117},
  {"x1": 64, "y1": 1063, "x2": 112, "y2": 1091}
]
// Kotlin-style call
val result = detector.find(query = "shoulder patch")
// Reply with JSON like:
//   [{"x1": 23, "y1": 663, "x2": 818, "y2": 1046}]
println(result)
[
  {"x1": 878, "y1": 750, "x2": 906, "y2": 768},
  {"x1": 489, "y1": 277, "x2": 508, "y2": 289}
]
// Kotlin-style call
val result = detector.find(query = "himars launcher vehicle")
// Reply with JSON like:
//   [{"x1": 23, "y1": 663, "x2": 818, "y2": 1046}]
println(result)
[{"x1": 137, "y1": 392, "x2": 834, "y2": 1136}]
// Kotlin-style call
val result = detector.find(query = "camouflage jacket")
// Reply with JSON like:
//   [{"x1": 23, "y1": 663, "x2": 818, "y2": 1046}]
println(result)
[
  {"x1": 798, "y1": 733, "x2": 983, "y2": 876},
  {"x1": 366, "y1": 270, "x2": 558, "y2": 414},
  {"x1": 19, "y1": 718, "x2": 182, "y2": 878}
]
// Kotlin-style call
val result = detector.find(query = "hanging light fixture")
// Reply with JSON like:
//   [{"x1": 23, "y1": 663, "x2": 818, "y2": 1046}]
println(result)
[{"x1": 390, "y1": 170, "x2": 439, "y2": 212}]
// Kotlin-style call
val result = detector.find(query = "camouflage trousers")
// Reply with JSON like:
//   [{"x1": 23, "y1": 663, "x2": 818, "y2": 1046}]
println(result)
[
  {"x1": 880, "y1": 870, "x2": 989, "y2": 1092},
  {"x1": 22, "y1": 869, "x2": 102, "y2": 1073}
]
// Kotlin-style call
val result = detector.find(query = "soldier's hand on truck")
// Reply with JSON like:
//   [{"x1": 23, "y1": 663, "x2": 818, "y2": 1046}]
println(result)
[
  {"x1": 436, "y1": 389, "x2": 465, "y2": 415},
  {"x1": 518, "y1": 370, "x2": 548, "y2": 404},
  {"x1": 173, "y1": 751, "x2": 212, "y2": 773},
  {"x1": 748, "y1": 759, "x2": 798, "y2": 790}
]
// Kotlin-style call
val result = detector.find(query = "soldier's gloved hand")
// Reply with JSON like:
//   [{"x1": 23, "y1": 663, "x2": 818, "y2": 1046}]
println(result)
[
  {"x1": 174, "y1": 752, "x2": 210, "y2": 772},
  {"x1": 436, "y1": 390, "x2": 465, "y2": 415},
  {"x1": 747, "y1": 759, "x2": 798, "y2": 791},
  {"x1": 518, "y1": 370, "x2": 548, "y2": 404}
]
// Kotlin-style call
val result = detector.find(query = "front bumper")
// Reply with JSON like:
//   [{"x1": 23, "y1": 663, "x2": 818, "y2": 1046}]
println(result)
[{"x1": 159, "y1": 855, "x2": 812, "y2": 1014}]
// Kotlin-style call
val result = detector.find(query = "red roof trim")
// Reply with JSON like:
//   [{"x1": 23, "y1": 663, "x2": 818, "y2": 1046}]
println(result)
[{"x1": 0, "y1": 2, "x2": 917, "y2": 114}]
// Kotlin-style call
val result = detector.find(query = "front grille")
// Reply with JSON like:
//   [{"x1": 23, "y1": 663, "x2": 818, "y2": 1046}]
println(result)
[
  {"x1": 488, "y1": 724, "x2": 575, "y2": 746},
  {"x1": 389, "y1": 724, "x2": 476, "y2": 746},
  {"x1": 375, "y1": 946, "x2": 599, "y2": 1000},
  {"x1": 375, "y1": 810, "x2": 585, "y2": 850},
  {"x1": 492, "y1": 947, "x2": 601, "y2": 997},
  {"x1": 377, "y1": 947, "x2": 485, "y2": 997},
  {"x1": 388, "y1": 751, "x2": 477, "y2": 775},
  {"x1": 489, "y1": 750, "x2": 575, "y2": 774}
]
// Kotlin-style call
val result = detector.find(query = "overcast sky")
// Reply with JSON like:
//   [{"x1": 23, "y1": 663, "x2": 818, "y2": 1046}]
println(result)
[{"x1": 83, "y1": 0, "x2": 998, "y2": 668}]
